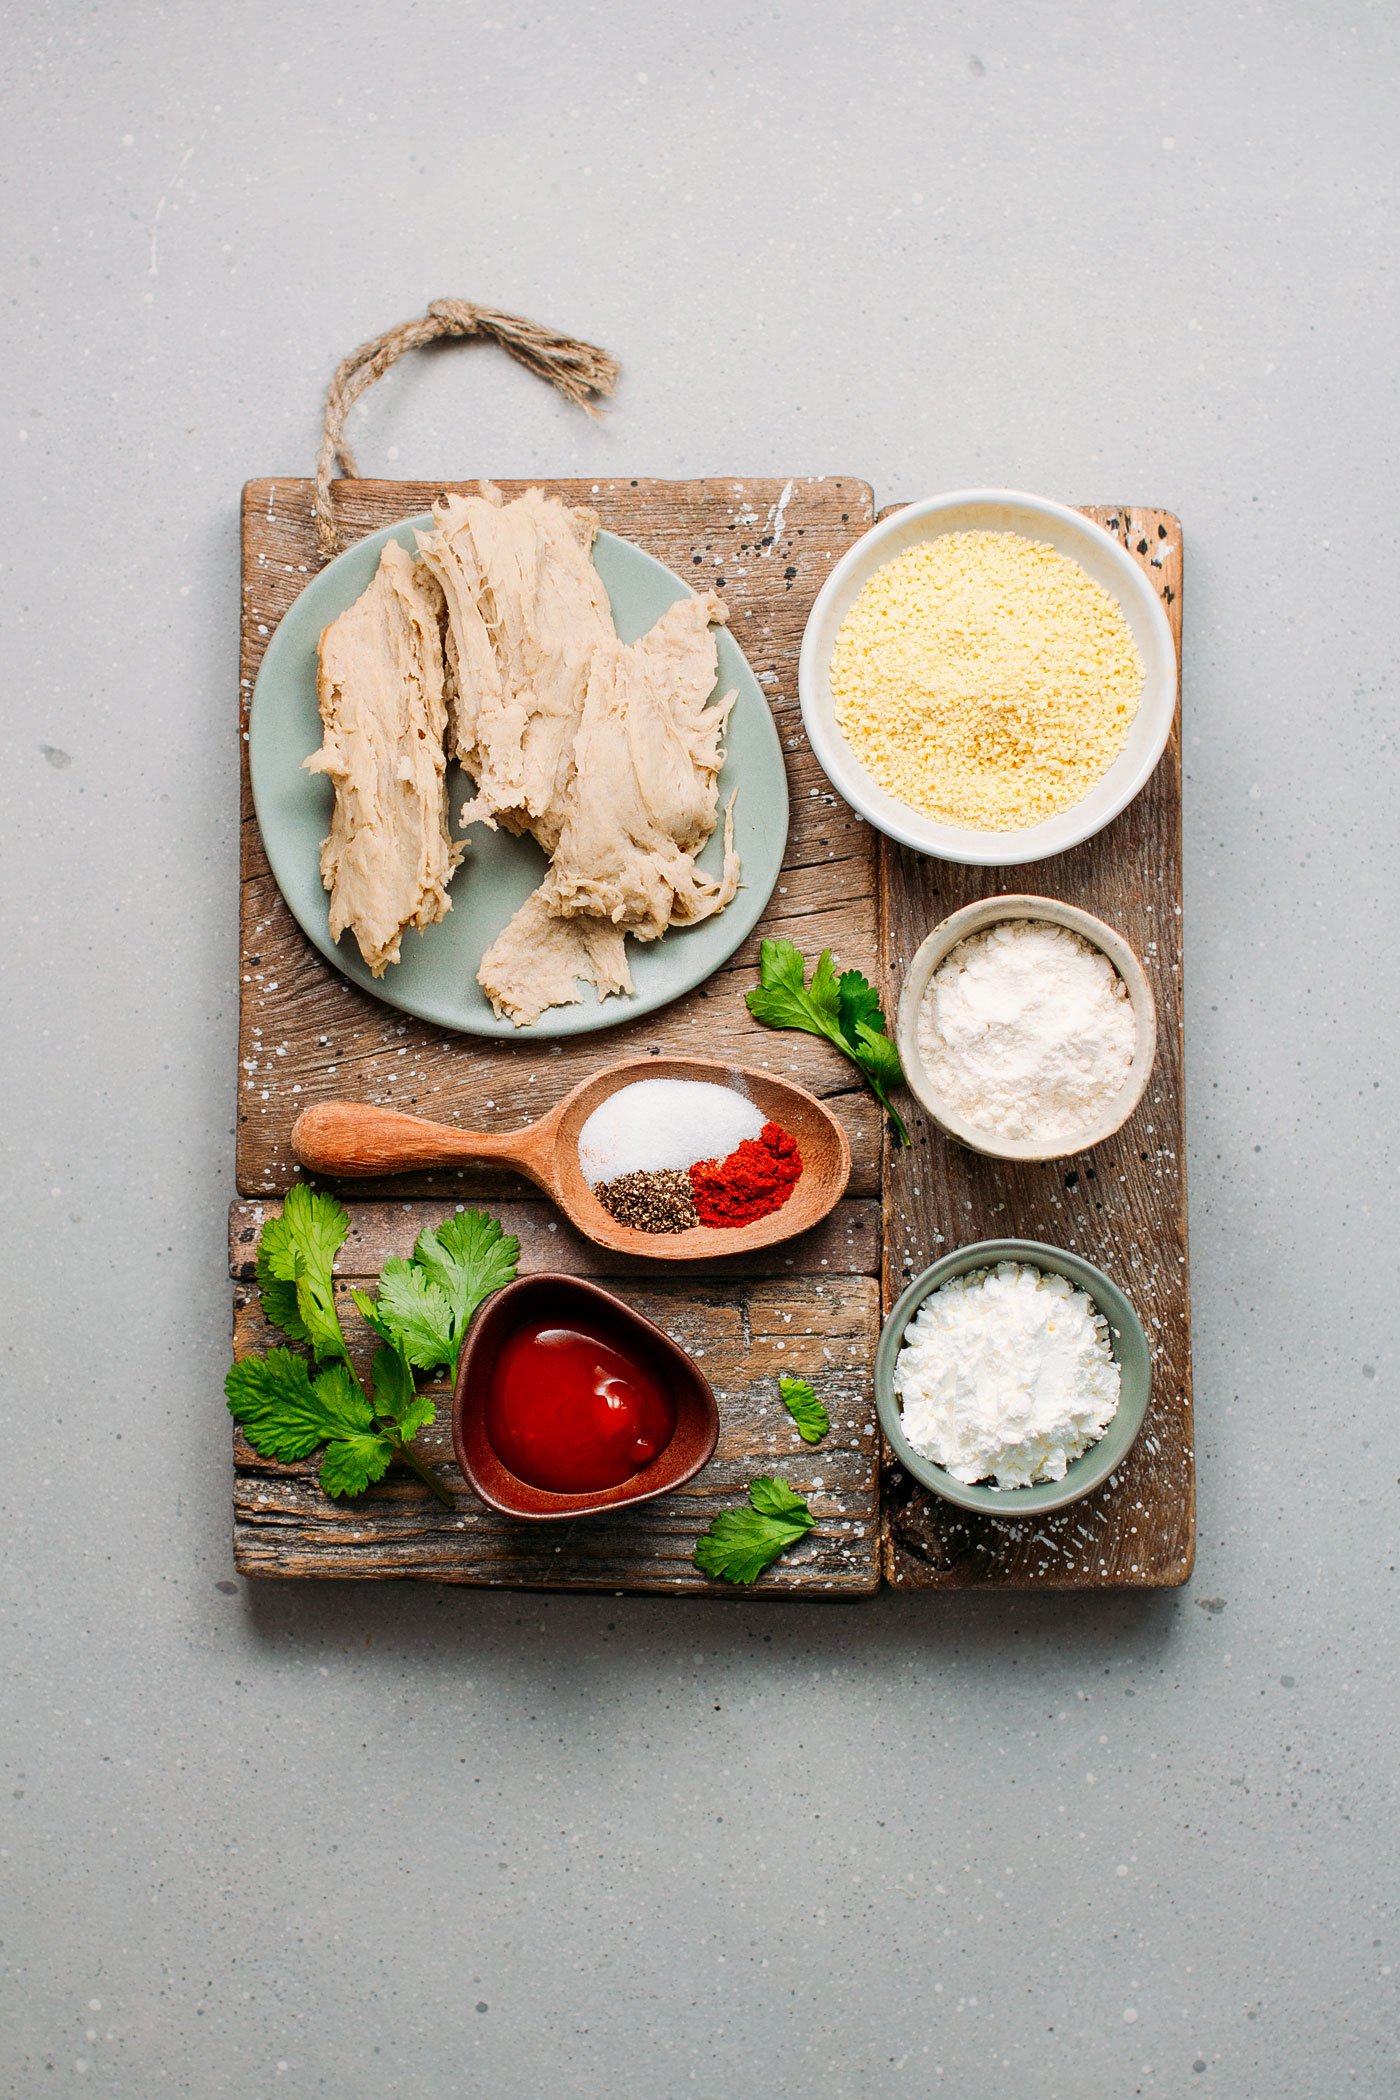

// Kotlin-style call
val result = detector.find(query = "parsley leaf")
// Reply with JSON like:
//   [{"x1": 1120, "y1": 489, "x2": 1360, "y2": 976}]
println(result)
[
  {"x1": 849, "y1": 1020, "x2": 907, "y2": 1134},
  {"x1": 411, "y1": 1210, "x2": 520, "y2": 1372},
  {"x1": 837, "y1": 967, "x2": 887, "y2": 1046},
  {"x1": 747, "y1": 1474, "x2": 815, "y2": 1522},
  {"x1": 693, "y1": 1475, "x2": 815, "y2": 1585},
  {"x1": 745, "y1": 936, "x2": 843, "y2": 1038},
  {"x1": 778, "y1": 1374, "x2": 829, "y2": 1445},
  {"x1": 745, "y1": 939, "x2": 910, "y2": 1143}
]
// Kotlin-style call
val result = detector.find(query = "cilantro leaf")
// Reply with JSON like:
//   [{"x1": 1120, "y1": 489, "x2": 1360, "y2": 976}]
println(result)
[
  {"x1": 364, "y1": 1258, "x2": 456, "y2": 1371},
  {"x1": 349, "y1": 1286, "x2": 393, "y2": 1342},
  {"x1": 256, "y1": 1185, "x2": 351, "y2": 1362},
  {"x1": 225, "y1": 1348, "x2": 324, "y2": 1461},
  {"x1": 836, "y1": 967, "x2": 887, "y2": 1047},
  {"x1": 308, "y1": 1360, "x2": 377, "y2": 1436},
  {"x1": 745, "y1": 937, "x2": 844, "y2": 1041},
  {"x1": 255, "y1": 1249, "x2": 310, "y2": 1346},
  {"x1": 411, "y1": 1210, "x2": 520, "y2": 1369},
  {"x1": 370, "y1": 1345, "x2": 437, "y2": 1443},
  {"x1": 693, "y1": 1476, "x2": 815, "y2": 1585},
  {"x1": 392, "y1": 1393, "x2": 438, "y2": 1444},
  {"x1": 236, "y1": 1198, "x2": 513, "y2": 1513},
  {"x1": 745, "y1": 941, "x2": 910, "y2": 1144},
  {"x1": 747, "y1": 1474, "x2": 816, "y2": 1523},
  {"x1": 778, "y1": 1375, "x2": 829, "y2": 1445},
  {"x1": 225, "y1": 1351, "x2": 372, "y2": 1464},
  {"x1": 319, "y1": 1429, "x2": 395, "y2": 1499}
]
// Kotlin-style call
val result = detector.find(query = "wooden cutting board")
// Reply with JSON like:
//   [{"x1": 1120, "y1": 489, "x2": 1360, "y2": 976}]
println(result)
[
  {"x1": 233, "y1": 476, "x2": 885, "y2": 1593},
  {"x1": 229, "y1": 477, "x2": 1190, "y2": 1594},
  {"x1": 878, "y1": 506, "x2": 1193, "y2": 1589}
]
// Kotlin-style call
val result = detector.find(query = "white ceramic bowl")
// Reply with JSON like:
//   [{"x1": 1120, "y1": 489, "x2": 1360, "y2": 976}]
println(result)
[
  {"x1": 798, "y1": 489, "x2": 1177, "y2": 866},
  {"x1": 895, "y1": 894, "x2": 1158, "y2": 1162}
]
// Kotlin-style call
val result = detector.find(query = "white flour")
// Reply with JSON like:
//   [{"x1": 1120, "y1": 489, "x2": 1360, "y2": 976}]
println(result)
[
  {"x1": 894, "y1": 1262, "x2": 1121, "y2": 1489},
  {"x1": 917, "y1": 918, "x2": 1136, "y2": 1144}
]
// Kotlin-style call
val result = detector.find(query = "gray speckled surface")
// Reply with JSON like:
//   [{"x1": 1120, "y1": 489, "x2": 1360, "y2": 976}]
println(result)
[{"x1": 3, "y1": 3, "x2": 1396, "y2": 2094}]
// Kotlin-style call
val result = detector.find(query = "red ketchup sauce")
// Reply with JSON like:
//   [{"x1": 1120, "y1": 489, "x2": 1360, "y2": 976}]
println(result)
[{"x1": 484, "y1": 1318, "x2": 677, "y2": 1494}]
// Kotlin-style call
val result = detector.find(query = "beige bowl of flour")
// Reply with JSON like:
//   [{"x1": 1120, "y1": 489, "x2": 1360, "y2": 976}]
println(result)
[{"x1": 895, "y1": 896, "x2": 1157, "y2": 1162}]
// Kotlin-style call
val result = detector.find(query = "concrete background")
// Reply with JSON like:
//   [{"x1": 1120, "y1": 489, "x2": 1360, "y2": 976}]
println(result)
[{"x1": 3, "y1": 3, "x2": 1396, "y2": 2094}]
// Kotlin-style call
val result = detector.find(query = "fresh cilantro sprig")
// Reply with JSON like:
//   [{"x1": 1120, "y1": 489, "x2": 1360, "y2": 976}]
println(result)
[
  {"x1": 254, "y1": 1182, "x2": 351, "y2": 1364},
  {"x1": 693, "y1": 1476, "x2": 815, "y2": 1586},
  {"x1": 778, "y1": 1374, "x2": 829, "y2": 1446},
  {"x1": 745, "y1": 939, "x2": 910, "y2": 1144},
  {"x1": 351, "y1": 1210, "x2": 518, "y2": 1378},
  {"x1": 226, "y1": 1187, "x2": 518, "y2": 1505}
]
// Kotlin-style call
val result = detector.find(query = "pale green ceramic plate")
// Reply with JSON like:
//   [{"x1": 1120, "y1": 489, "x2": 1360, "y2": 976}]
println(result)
[{"x1": 249, "y1": 514, "x2": 789, "y2": 1039}]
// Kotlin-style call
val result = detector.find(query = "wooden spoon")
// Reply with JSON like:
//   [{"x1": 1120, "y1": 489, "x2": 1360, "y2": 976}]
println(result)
[{"x1": 290, "y1": 1054, "x2": 852, "y2": 1262}]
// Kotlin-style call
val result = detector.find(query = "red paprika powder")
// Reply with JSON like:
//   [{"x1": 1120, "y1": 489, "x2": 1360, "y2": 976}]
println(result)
[{"x1": 689, "y1": 1120, "x2": 803, "y2": 1228}]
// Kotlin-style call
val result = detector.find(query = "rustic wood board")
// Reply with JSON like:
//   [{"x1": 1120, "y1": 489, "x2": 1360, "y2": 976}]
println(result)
[
  {"x1": 238, "y1": 477, "x2": 883, "y2": 1202},
  {"x1": 231, "y1": 478, "x2": 1192, "y2": 1593},
  {"x1": 878, "y1": 507, "x2": 1193, "y2": 1590},
  {"x1": 233, "y1": 475, "x2": 884, "y2": 1592},
  {"x1": 230, "y1": 1200, "x2": 880, "y2": 1591}
]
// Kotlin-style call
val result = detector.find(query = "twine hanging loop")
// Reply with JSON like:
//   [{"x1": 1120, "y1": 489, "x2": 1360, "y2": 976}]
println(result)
[{"x1": 314, "y1": 298, "x2": 620, "y2": 556}]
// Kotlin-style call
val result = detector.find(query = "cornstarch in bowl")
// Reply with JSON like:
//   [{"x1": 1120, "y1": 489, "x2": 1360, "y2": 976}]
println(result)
[
  {"x1": 893, "y1": 1261, "x2": 1121, "y2": 1490},
  {"x1": 874, "y1": 1238, "x2": 1154, "y2": 1517}
]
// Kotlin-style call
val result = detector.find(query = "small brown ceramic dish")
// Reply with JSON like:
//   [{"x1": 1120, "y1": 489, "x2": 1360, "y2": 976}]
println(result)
[{"x1": 451, "y1": 1273, "x2": 720, "y2": 1521}]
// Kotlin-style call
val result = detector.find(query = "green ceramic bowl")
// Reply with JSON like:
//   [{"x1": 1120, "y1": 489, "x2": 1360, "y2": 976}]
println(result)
[{"x1": 875, "y1": 1239, "x2": 1152, "y2": 1516}]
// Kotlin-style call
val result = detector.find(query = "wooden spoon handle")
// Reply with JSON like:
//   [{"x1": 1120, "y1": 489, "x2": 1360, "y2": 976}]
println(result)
[{"x1": 290, "y1": 1101, "x2": 548, "y2": 1183}]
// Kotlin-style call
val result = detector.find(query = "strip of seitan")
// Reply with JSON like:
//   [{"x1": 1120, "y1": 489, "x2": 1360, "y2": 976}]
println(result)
[
  {"x1": 542, "y1": 591, "x2": 740, "y2": 936},
  {"x1": 413, "y1": 483, "x2": 741, "y2": 1025},
  {"x1": 416, "y1": 485, "x2": 613, "y2": 848},
  {"x1": 305, "y1": 539, "x2": 461, "y2": 977},
  {"x1": 476, "y1": 887, "x2": 632, "y2": 1031},
  {"x1": 477, "y1": 591, "x2": 740, "y2": 1022}
]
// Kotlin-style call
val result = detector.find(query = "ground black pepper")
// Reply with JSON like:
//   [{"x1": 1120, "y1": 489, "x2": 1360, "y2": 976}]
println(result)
[{"x1": 594, "y1": 1169, "x2": 699, "y2": 1234}]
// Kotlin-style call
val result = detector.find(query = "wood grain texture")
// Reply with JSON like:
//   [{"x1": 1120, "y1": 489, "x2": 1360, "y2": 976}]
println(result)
[
  {"x1": 230, "y1": 1249, "x2": 881, "y2": 1594},
  {"x1": 877, "y1": 507, "x2": 1193, "y2": 1590},
  {"x1": 233, "y1": 476, "x2": 882, "y2": 1593},
  {"x1": 238, "y1": 476, "x2": 881, "y2": 1202},
  {"x1": 232, "y1": 477, "x2": 1192, "y2": 1594},
  {"x1": 229, "y1": 1197, "x2": 881, "y2": 1285}
]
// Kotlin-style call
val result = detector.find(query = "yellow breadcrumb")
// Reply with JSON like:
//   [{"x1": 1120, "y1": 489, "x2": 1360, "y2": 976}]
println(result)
[{"x1": 830, "y1": 531, "x2": 1143, "y2": 831}]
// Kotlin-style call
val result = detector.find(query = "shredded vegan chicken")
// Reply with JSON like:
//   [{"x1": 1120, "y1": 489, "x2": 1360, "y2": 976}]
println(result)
[
  {"x1": 418, "y1": 484, "x2": 740, "y2": 1026},
  {"x1": 305, "y1": 540, "x2": 461, "y2": 977},
  {"x1": 308, "y1": 484, "x2": 741, "y2": 1023}
]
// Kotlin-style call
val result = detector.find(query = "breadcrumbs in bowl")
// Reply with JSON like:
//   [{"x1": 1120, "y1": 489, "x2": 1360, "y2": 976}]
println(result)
[
  {"x1": 829, "y1": 531, "x2": 1143, "y2": 832},
  {"x1": 798, "y1": 491, "x2": 1178, "y2": 868}
]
